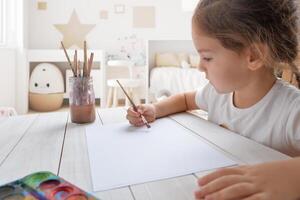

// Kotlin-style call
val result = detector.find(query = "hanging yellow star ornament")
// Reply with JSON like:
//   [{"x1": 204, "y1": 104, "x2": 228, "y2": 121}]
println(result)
[{"x1": 54, "y1": 10, "x2": 95, "y2": 49}]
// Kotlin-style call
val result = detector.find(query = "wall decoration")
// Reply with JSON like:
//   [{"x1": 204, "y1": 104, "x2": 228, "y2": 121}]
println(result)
[
  {"x1": 133, "y1": 6, "x2": 155, "y2": 28},
  {"x1": 100, "y1": 10, "x2": 108, "y2": 19},
  {"x1": 114, "y1": 4, "x2": 125, "y2": 14},
  {"x1": 54, "y1": 10, "x2": 95, "y2": 49},
  {"x1": 116, "y1": 34, "x2": 146, "y2": 66},
  {"x1": 37, "y1": 1, "x2": 47, "y2": 10}
]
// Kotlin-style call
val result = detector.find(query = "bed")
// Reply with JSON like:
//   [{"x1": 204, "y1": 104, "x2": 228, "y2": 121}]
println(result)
[
  {"x1": 148, "y1": 49, "x2": 208, "y2": 101},
  {"x1": 150, "y1": 66, "x2": 208, "y2": 99}
]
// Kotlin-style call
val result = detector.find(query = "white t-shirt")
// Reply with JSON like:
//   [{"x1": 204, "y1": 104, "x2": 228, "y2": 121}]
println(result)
[{"x1": 195, "y1": 79, "x2": 300, "y2": 157}]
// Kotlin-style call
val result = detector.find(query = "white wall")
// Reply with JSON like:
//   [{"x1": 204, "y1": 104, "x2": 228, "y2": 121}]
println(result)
[
  {"x1": 28, "y1": 0, "x2": 194, "y2": 52},
  {"x1": 0, "y1": 48, "x2": 16, "y2": 107},
  {"x1": 15, "y1": 0, "x2": 29, "y2": 114},
  {"x1": 0, "y1": 0, "x2": 29, "y2": 113},
  {"x1": 0, "y1": 0, "x2": 17, "y2": 108}
]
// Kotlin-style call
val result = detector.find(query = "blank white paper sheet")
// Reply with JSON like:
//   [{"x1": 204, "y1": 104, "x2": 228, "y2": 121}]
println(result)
[{"x1": 86, "y1": 118, "x2": 236, "y2": 191}]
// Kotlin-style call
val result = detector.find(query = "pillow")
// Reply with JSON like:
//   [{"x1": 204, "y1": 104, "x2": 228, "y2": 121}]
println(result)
[
  {"x1": 189, "y1": 54, "x2": 200, "y2": 68},
  {"x1": 177, "y1": 53, "x2": 189, "y2": 63},
  {"x1": 156, "y1": 53, "x2": 180, "y2": 67}
]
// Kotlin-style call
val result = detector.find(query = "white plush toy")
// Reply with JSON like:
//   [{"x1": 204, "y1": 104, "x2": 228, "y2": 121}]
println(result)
[
  {"x1": 29, "y1": 63, "x2": 64, "y2": 111},
  {"x1": 30, "y1": 63, "x2": 64, "y2": 94}
]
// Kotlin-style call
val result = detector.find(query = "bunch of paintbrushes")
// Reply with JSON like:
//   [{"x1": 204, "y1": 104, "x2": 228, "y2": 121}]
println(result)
[
  {"x1": 61, "y1": 41, "x2": 96, "y2": 123},
  {"x1": 61, "y1": 40, "x2": 94, "y2": 77}
]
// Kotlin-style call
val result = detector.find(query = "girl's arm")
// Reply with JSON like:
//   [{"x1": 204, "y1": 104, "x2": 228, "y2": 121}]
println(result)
[
  {"x1": 126, "y1": 91, "x2": 200, "y2": 126},
  {"x1": 154, "y1": 91, "x2": 199, "y2": 118}
]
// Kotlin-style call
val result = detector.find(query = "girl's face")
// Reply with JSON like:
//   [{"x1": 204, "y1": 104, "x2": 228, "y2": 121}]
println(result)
[{"x1": 192, "y1": 25, "x2": 253, "y2": 93}]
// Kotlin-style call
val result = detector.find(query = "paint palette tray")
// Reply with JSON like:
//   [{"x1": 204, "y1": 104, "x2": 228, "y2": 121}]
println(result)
[{"x1": 0, "y1": 171, "x2": 99, "y2": 200}]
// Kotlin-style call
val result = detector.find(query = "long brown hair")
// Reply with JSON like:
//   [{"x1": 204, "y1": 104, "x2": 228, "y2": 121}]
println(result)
[{"x1": 193, "y1": 0, "x2": 300, "y2": 87}]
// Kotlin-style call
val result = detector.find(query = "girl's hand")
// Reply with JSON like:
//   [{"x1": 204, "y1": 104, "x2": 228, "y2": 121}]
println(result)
[
  {"x1": 126, "y1": 104, "x2": 156, "y2": 126},
  {"x1": 195, "y1": 159, "x2": 300, "y2": 200}
]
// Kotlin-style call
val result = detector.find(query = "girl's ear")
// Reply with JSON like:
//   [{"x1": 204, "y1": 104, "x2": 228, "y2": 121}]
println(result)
[{"x1": 246, "y1": 43, "x2": 268, "y2": 71}]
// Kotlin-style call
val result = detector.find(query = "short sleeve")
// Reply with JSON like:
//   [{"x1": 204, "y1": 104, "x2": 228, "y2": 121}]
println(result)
[
  {"x1": 286, "y1": 97, "x2": 300, "y2": 156},
  {"x1": 195, "y1": 83, "x2": 213, "y2": 111}
]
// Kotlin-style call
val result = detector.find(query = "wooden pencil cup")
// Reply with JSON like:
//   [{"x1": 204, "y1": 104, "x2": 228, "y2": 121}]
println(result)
[{"x1": 69, "y1": 77, "x2": 95, "y2": 124}]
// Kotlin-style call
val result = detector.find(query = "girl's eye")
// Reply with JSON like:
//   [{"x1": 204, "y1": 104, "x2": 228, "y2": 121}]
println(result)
[{"x1": 203, "y1": 58, "x2": 212, "y2": 62}]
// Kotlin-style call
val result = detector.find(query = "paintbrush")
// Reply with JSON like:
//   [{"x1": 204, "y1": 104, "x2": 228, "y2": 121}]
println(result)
[
  {"x1": 61, "y1": 41, "x2": 75, "y2": 76},
  {"x1": 116, "y1": 80, "x2": 151, "y2": 128},
  {"x1": 77, "y1": 60, "x2": 81, "y2": 77},
  {"x1": 87, "y1": 52, "x2": 94, "y2": 77},
  {"x1": 83, "y1": 41, "x2": 88, "y2": 77},
  {"x1": 73, "y1": 50, "x2": 77, "y2": 77}
]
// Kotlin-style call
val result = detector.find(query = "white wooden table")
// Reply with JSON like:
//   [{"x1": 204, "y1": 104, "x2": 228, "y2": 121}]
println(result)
[{"x1": 0, "y1": 108, "x2": 289, "y2": 200}]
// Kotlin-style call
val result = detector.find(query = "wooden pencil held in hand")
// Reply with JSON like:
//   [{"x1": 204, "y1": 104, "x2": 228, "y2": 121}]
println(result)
[{"x1": 69, "y1": 77, "x2": 95, "y2": 123}]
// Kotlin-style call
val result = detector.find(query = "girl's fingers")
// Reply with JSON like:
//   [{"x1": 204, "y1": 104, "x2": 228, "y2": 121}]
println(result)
[
  {"x1": 126, "y1": 114, "x2": 142, "y2": 125},
  {"x1": 136, "y1": 122, "x2": 145, "y2": 127},
  {"x1": 197, "y1": 175, "x2": 250, "y2": 198},
  {"x1": 127, "y1": 107, "x2": 140, "y2": 117},
  {"x1": 194, "y1": 191, "x2": 205, "y2": 200},
  {"x1": 136, "y1": 105, "x2": 148, "y2": 114},
  {"x1": 137, "y1": 104, "x2": 154, "y2": 115},
  {"x1": 204, "y1": 182, "x2": 256, "y2": 200},
  {"x1": 242, "y1": 193, "x2": 267, "y2": 200},
  {"x1": 127, "y1": 104, "x2": 155, "y2": 125},
  {"x1": 128, "y1": 106, "x2": 149, "y2": 117},
  {"x1": 199, "y1": 167, "x2": 245, "y2": 186},
  {"x1": 129, "y1": 120, "x2": 144, "y2": 127},
  {"x1": 195, "y1": 190, "x2": 203, "y2": 199}
]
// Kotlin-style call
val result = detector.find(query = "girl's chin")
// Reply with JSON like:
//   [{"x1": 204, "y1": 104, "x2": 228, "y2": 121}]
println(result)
[
  {"x1": 210, "y1": 82, "x2": 231, "y2": 94},
  {"x1": 215, "y1": 87, "x2": 226, "y2": 94}
]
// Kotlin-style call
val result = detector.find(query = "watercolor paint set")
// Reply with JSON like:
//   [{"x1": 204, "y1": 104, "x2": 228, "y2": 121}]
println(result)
[{"x1": 0, "y1": 171, "x2": 99, "y2": 200}]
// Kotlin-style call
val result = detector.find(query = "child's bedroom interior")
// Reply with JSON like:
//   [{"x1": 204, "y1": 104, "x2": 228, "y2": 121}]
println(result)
[
  {"x1": 0, "y1": 0, "x2": 300, "y2": 200},
  {"x1": 0, "y1": 0, "x2": 208, "y2": 115}
]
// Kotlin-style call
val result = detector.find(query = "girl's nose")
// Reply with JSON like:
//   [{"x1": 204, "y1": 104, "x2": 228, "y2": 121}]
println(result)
[{"x1": 198, "y1": 61, "x2": 206, "y2": 72}]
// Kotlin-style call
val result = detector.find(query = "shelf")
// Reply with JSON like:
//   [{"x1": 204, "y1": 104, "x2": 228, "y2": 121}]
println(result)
[{"x1": 28, "y1": 49, "x2": 105, "y2": 62}]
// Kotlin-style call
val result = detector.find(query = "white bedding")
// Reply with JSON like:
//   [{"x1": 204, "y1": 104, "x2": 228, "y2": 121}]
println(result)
[{"x1": 150, "y1": 67, "x2": 208, "y2": 99}]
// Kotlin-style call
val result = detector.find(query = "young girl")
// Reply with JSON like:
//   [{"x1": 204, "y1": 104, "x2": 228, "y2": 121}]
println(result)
[
  {"x1": 127, "y1": 0, "x2": 300, "y2": 197},
  {"x1": 128, "y1": 0, "x2": 300, "y2": 157}
]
